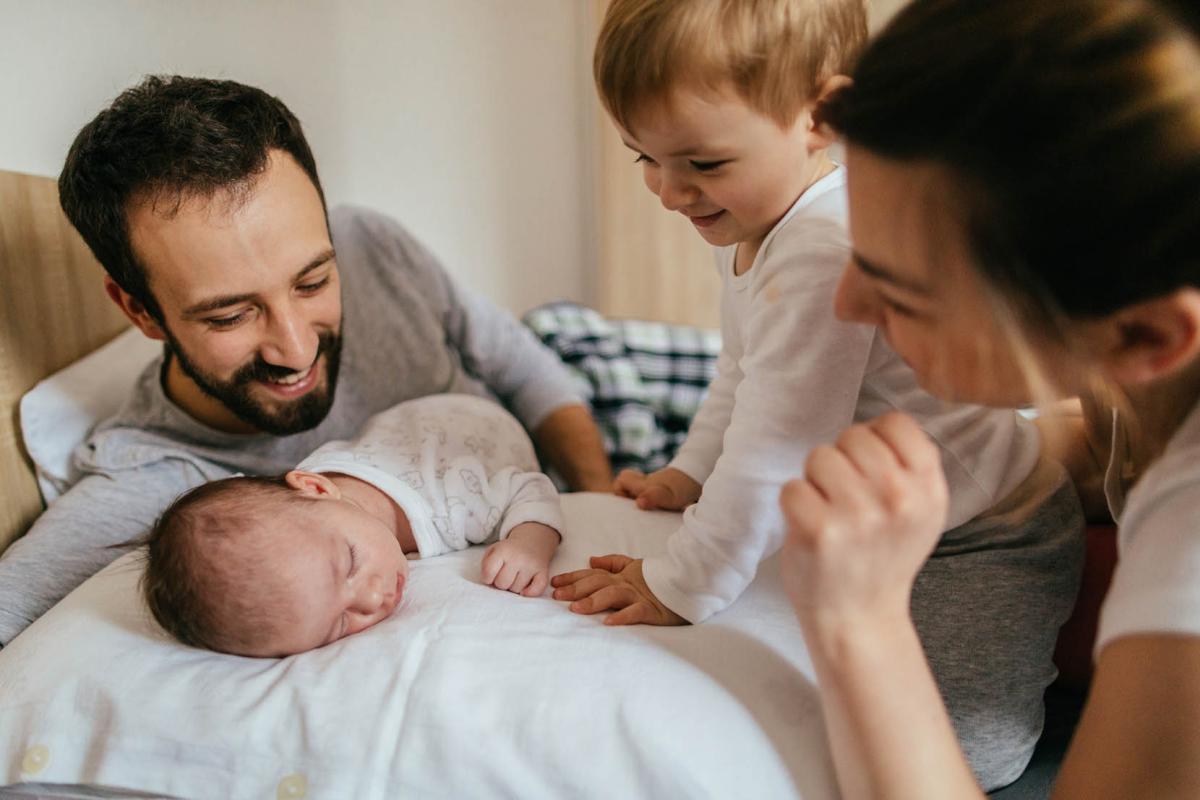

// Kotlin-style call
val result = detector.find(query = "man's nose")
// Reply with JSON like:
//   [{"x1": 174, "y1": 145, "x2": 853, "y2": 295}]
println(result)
[
  {"x1": 260, "y1": 305, "x2": 319, "y2": 370},
  {"x1": 833, "y1": 261, "x2": 884, "y2": 326}
]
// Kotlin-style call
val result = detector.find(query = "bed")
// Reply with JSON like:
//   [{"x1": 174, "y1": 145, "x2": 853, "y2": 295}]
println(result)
[{"x1": 0, "y1": 169, "x2": 839, "y2": 799}]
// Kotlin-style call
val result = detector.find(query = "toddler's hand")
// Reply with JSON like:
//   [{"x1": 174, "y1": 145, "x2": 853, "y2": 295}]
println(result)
[
  {"x1": 612, "y1": 467, "x2": 701, "y2": 511},
  {"x1": 551, "y1": 554, "x2": 687, "y2": 626},
  {"x1": 481, "y1": 521, "x2": 560, "y2": 597}
]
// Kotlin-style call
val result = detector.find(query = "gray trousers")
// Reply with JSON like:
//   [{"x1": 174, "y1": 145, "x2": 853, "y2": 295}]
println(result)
[{"x1": 912, "y1": 458, "x2": 1085, "y2": 791}]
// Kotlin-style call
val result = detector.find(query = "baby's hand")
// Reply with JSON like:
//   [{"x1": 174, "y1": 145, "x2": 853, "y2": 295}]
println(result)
[
  {"x1": 612, "y1": 467, "x2": 701, "y2": 511},
  {"x1": 481, "y1": 521, "x2": 560, "y2": 597}
]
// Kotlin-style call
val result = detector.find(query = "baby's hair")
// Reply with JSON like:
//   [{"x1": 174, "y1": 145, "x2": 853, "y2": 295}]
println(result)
[
  {"x1": 142, "y1": 474, "x2": 301, "y2": 655},
  {"x1": 595, "y1": 0, "x2": 868, "y2": 131},
  {"x1": 825, "y1": 0, "x2": 1200, "y2": 335}
]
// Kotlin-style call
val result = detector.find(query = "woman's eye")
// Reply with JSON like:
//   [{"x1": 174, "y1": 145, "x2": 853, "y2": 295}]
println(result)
[
  {"x1": 882, "y1": 296, "x2": 918, "y2": 318},
  {"x1": 690, "y1": 159, "x2": 729, "y2": 172},
  {"x1": 298, "y1": 276, "x2": 331, "y2": 294}
]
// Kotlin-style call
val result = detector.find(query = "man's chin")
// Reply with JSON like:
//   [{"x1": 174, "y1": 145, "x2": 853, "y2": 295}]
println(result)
[{"x1": 244, "y1": 376, "x2": 334, "y2": 434}]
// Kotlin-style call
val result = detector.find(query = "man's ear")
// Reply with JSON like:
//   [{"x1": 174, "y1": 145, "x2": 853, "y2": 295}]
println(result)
[
  {"x1": 807, "y1": 74, "x2": 852, "y2": 151},
  {"x1": 1096, "y1": 289, "x2": 1200, "y2": 386},
  {"x1": 284, "y1": 470, "x2": 342, "y2": 499},
  {"x1": 104, "y1": 275, "x2": 167, "y2": 342}
]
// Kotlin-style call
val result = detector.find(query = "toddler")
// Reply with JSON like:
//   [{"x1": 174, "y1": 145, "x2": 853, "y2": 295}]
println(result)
[
  {"x1": 144, "y1": 394, "x2": 563, "y2": 657},
  {"x1": 552, "y1": 0, "x2": 1082, "y2": 786}
]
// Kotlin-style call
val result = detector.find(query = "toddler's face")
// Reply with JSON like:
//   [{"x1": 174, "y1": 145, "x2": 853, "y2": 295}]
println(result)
[
  {"x1": 617, "y1": 85, "x2": 822, "y2": 256},
  {"x1": 253, "y1": 495, "x2": 410, "y2": 656}
]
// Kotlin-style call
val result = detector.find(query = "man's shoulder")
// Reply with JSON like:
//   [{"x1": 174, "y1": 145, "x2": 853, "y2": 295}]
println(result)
[{"x1": 329, "y1": 205, "x2": 450, "y2": 303}]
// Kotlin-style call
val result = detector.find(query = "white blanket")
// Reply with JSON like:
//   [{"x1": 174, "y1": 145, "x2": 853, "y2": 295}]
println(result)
[{"x1": 0, "y1": 494, "x2": 836, "y2": 799}]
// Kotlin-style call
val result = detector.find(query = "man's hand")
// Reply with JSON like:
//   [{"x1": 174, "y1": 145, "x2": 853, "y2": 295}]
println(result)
[
  {"x1": 612, "y1": 467, "x2": 701, "y2": 511},
  {"x1": 532, "y1": 404, "x2": 613, "y2": 492},
  {"x1": 481, "y1": 521, "x2": 560, "y2": 597},
  {"x1": 551, "y1": 554, "x2": 687, "y2": 626}
]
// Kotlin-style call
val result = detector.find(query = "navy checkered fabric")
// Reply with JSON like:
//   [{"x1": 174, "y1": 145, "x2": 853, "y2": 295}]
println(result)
[{"x1": 522, "y1": 301, "x2": 721, "y2": 475}]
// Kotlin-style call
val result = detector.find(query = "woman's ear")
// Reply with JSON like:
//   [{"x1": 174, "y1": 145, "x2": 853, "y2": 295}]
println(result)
[
  {"x1": 808, "y1": 74, "x2": 852, "y2": 150},
  {"x1": 104, "y1": 275, "x2": 167, "y2": 342},
  {"x1": 1096, "y1": 289, "x2": 1200, "y2": 385},
  {"x1": 284, "y1": 470, "x2": 342, "y2": 499}
]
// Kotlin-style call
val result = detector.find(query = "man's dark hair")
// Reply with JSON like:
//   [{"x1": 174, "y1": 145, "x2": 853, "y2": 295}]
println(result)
[{"x1": 59, "y1": 75, "x2": 326, "y2": 321}]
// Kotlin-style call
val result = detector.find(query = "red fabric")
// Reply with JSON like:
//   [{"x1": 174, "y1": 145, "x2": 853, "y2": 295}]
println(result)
[{"x1": 1052, "y1": 524, "x2": 1119, "y2": 691}]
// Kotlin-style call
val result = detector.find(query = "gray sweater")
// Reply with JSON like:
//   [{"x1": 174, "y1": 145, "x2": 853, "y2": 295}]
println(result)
[{"x1": 0, "y1": 206, "x2": 582, "y2": 645}]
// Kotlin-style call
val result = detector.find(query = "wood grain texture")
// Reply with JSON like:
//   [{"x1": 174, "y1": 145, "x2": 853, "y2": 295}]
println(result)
[{"x1": 0, "y1": 169, "x2": 129, "y2": 554}]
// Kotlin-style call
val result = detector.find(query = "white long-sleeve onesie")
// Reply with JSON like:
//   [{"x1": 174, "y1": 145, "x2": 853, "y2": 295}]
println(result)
[
  {"x1": 645, "y1": 167, "x2": 1041, "y2": 623},
  {"x1": 296, "y1": 394, "x2": 563, "y2": 558}
]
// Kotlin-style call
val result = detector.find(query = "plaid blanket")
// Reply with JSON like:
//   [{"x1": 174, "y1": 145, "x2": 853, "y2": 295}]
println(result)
[{"x1": 522, "y1": 301, "x2": 721, "y2": 476}]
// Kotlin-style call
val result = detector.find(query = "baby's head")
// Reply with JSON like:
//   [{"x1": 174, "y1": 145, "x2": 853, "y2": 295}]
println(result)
[
  {"x1": 595, "y1": 0, "x2": 867, "y2": 247},
  {"x1": 143, "y1": 472, "x2": 408, "y2": 657}
]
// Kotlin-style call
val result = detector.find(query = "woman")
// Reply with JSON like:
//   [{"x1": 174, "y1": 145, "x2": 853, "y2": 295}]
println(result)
[{"x1": 781, "y1": 0, "x2": 1200, "y2": 796}]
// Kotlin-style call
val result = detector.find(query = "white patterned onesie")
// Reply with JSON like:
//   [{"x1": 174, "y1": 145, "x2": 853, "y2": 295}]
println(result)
[{"x1": 295, "y1": 395, "x2": 563, "y2": 557}]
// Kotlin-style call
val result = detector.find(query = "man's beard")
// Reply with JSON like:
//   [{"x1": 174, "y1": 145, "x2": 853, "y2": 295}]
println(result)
[{"x1": 165, "y1": 327, "x2": 343, "y2": 436}]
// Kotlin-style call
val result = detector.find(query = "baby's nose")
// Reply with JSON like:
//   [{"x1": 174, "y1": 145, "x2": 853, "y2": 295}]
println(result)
[{"x1": 355, "y1": 574, "x2": 387, "y2": 612}]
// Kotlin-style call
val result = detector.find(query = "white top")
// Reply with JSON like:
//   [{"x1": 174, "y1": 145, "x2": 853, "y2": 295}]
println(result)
[
  {"x1": 1096, "y1": 399, "x2": 1200, "y2": 652},
  {"x1": 646, "y1": 168, "x2": 1042, "y2": 623},
  {"x1": 296, "y1": 394, "x2": 564, "y2": 558}
]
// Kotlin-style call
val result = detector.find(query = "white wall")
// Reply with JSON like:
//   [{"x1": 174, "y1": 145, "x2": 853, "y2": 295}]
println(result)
[{"x1": 0, "y1": 0, "x2": 593, "y2": 314}]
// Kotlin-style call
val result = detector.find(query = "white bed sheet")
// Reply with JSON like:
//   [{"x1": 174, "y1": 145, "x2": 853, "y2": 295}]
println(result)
[{"x1": 0, "y1": 493, "x2": 837, "y2": 799}]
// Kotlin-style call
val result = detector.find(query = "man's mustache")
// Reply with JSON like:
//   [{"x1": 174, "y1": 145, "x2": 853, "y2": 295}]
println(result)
[{"x1": 231, "y1": 331, "x2": 340, "y2": 385}]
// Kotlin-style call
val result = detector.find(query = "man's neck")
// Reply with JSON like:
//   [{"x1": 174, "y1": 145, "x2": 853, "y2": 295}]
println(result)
[
  {"x1": 162, "y1": 353, "x2": 259, "y2": 434},
  {"x1": 328, "y1": 473, "x2": 418, "y2": 553}
]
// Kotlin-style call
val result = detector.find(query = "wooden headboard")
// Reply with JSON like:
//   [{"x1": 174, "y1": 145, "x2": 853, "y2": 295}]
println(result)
[{"x1": 0, "y1": 169, "x2": 129, "y2": 554}]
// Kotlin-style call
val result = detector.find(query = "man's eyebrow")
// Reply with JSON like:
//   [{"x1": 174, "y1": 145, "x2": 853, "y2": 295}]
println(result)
[
  {"x1": 181, "y1": 248, "x2": 337, "y2": 317},
  {"x1": 852, "y1": 251, "x2": 929, "y2": 294}
]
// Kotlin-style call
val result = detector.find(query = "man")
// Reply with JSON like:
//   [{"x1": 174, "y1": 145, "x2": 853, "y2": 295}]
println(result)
[{"x1": 0, "y1": 75, "x2": 611, "y2": 646}]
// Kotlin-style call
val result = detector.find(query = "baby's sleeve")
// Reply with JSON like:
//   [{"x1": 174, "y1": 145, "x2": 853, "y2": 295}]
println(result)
[{"x1": 493, "y1": 469, "x2": 565, "y2": 541}]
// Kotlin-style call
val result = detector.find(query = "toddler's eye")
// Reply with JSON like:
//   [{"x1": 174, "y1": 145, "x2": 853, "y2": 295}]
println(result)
[
  {"x1": 347, "y1": 543, "x2": 360, "y2": 579},
  {"x1": 690, "y1": 159, "x2": 729, "y2": 172},
  {"x1": 633, "y1": 154, "x2": 656, "y2": 166}
]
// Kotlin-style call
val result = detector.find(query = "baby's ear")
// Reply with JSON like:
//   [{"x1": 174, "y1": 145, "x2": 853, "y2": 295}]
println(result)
[{"x1": 284, "y1": 470, "x2": 341, "y2": 499}]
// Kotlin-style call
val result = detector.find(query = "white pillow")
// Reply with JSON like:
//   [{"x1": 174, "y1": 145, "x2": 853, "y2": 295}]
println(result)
[
  {"x1": 19, "y1": 328, "x2": 161, "y2": 504},
  {"x1": 0, "y1": 494, "x2": 836, "y2": 800}
]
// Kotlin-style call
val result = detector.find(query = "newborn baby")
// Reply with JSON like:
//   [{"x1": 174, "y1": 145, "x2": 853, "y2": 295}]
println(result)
[{"x1": 143, "y1": 394, "x2": 563, "y2": 657}]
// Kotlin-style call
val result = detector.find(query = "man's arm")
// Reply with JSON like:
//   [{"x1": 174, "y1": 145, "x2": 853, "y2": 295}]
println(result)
[
  {"x1": 532, "y1": 403, "x2": 612, "y2": 492},
  {"x1": 0, "y1": 465, "x2": 201, "y2": 645},
  {"x1": 442, "y1": 280, "x2": 611, "y2": 491}
]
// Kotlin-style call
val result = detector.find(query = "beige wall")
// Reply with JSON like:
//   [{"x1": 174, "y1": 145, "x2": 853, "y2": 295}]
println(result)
[{"x1": 0, "y1": 0, "x2": 593, "y2": 316}]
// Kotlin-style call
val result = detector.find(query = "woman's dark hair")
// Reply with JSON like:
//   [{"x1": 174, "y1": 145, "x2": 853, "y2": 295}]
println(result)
[
  {"x1": 824, "y1": 0, "x2": 1200, "y2": 330},
  {"x1": 58, "y1": 75, "x2": 326, "y2": 321}
]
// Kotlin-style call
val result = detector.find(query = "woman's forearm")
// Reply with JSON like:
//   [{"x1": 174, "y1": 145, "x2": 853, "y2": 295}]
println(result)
[{"x1": 800, "y1": 610, "x2": 984, "y2": 800}]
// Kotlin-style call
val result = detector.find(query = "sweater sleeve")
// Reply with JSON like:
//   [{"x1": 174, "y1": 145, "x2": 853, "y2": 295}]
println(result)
[
  {"x1": 442, "y1": 277, "x2": 586, "y2": 431},
  {"x1": 0, "y1": 461, "x2": 206, "y2": 645},
  {"x1": 642, "y1": 231, "x2": 876, "y2": 623}
]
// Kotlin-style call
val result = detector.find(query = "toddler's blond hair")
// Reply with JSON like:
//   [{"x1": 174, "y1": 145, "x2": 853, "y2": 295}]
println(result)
[{"x1": 595, "y1": 0, "x2": 868, "y2": 130}]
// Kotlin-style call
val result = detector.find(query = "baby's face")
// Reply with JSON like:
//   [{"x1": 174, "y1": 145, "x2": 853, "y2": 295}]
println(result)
[{"x1": 254, "y1": 495, "x2": 410, "y2": 656}]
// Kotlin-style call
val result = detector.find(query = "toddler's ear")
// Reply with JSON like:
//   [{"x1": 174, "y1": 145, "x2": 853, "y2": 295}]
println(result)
[
  {"x1": 284, "y1": 470, "x2": 341, "y2": 499},
  {"x1": 809, "y1": 74, "x2": 852, "y2": 149}
]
